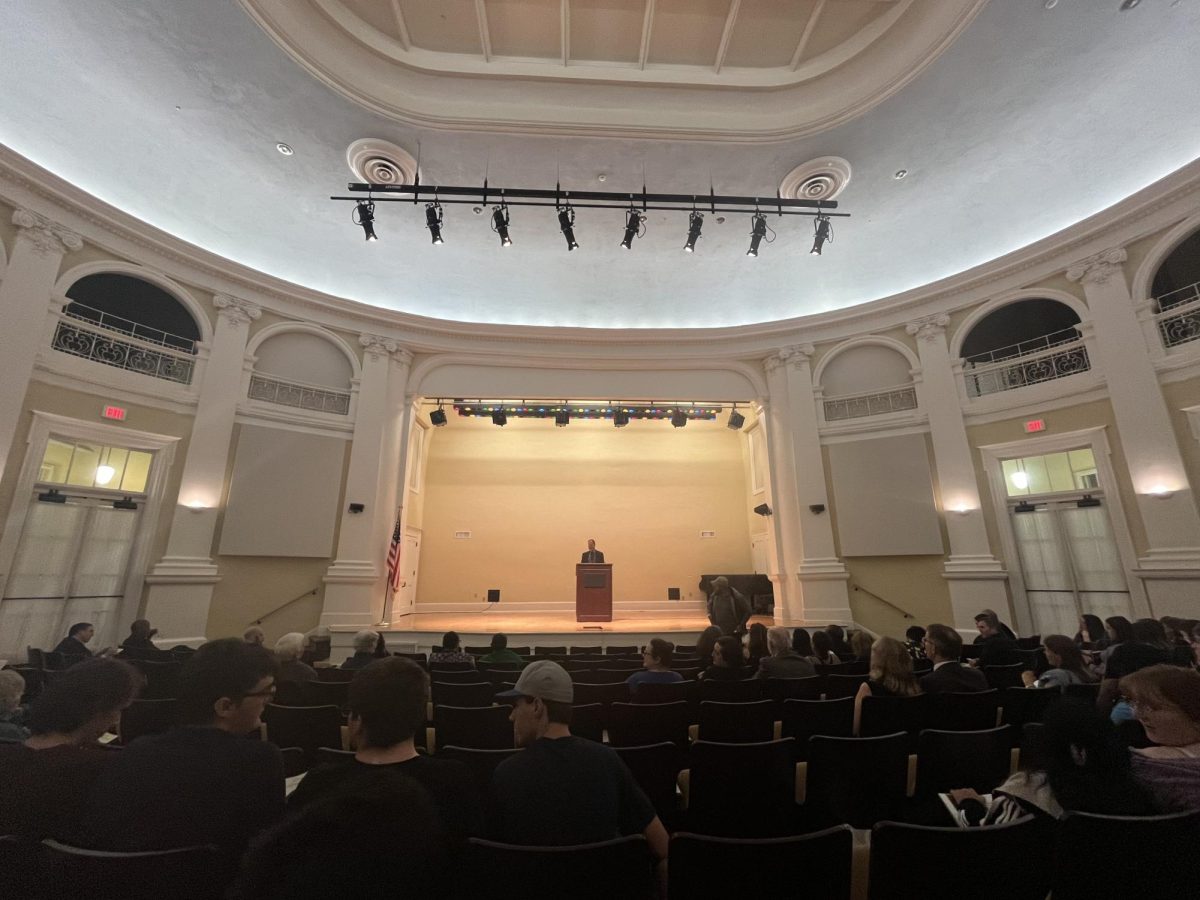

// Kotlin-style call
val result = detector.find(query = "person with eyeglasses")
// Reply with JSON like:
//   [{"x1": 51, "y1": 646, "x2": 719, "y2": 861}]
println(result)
[
  {"x1": 80, "y1": 638, "x2": 285, "y2": 862},
  {"x1": 1122, "y1": 665, "x2": 1200, "y2": 812},
  {"x1": 917, "y1": 624, "x2": 990, "y2": 694}
]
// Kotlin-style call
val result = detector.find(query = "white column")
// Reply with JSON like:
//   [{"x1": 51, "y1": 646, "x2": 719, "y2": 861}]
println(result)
[
  {"x1": 321, "y1": 336, "x2": 410, "y2": 629},
  {"x1": 1067, "y1": 249, "x2": 1200, "y2": 616},
  {"x1": 782, "y1": 345, "x2": 851, "y2": 624},
  {"x1": 907, "y1": 314, "x2": 1008, "y2": 631},
  {"x1": 761, "y1": 352, "x2": 805, "y2": 623},
  {"x1": 144, "y1": 294, "x2": 261, "y2": 644},
  {"x1": 0, "y1": 209, "x2": 82, "y2": 483}
]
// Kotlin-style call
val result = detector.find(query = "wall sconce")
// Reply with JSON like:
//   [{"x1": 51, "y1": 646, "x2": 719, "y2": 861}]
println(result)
[
  {"x1": 952, "y1": 505, "x2": 972, "y2": 516},
  {"x1": 186, "y1": 501, "x2": 208, "y2": 513},
  {"x1": 1146, "y1": 486, "x2": 1176, "y2": 499}
]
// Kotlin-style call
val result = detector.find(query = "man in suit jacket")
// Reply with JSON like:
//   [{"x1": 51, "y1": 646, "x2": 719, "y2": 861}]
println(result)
[
  {"x1": 580, "y1": 538, "x2": 605, "y2": 564},
  {"x1": 53, "y1": 623, "x2": 95, "y2": 658},
  {"x1": 707, "y1": 576, "x2": 752, "y2": 637},
  {"x1": 919, "y1": 623, "x2": 990, "y2": 693}
]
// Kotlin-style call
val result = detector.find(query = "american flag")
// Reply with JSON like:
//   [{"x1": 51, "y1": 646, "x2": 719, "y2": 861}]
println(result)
[{"x1": 386, "y1": 514, "x2": 402, "y2": 591}]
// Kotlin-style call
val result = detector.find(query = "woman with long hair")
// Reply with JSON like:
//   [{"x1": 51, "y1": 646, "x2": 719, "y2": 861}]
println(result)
[
  {"x1": 791, "y1": 628, "x2": 821, "y2": 665},
  {"x1": 1075, "y1": 614, "x2": 1108, "y2": 650},
  {"x1": 1024, "y1": 635, "x2": 1097, "y2": 689},
  {"x1": 853, "y1": 636, "x2": 920, "y2": 734},
  {"x1": 745, "y1": 622, "x2": 769, "y2": 670},
  {"x1": 695, "y1": 626, "x2": 722, "y2": 665},
  {"x1": 700, "y1": 636, "x2": 747, "y2": 681},
  {"x1": 810, "y1": 629, "x2": 839, "y2": 666}
]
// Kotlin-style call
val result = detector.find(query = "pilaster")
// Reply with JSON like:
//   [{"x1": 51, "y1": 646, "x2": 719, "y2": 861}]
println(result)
[{"x1": 760, "y1": 353, "x2": 803, "y2": 623}]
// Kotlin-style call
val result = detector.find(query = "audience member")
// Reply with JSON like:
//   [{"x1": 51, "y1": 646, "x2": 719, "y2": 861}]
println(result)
[
  {"x1": 968, "y1": 611, "x2": 1019, "y2": 667},
  {"x1": 1162, "y1": 617, "x2": 1199, "y2": 667},
  {"x1": 300, "y1": 627, "x2": 331, "y2": 667},
  {"x1": 756, "y1": 626, "x2": 816, "y2": 679},
  {"x1": 1191, "y1": 621, "x2": 1200, "y2": 668},
  {"x1": 1122, "y1": 665, "x2": 1200, "y2": 811},
  {"x1": 810, "y1": 629, "x2": 840, "y2": 665},
  {"x1": 233, "y1": 772, "x2": 447, "y2": 899},
  {"x1": 849, "y1": 629, "x2": 873, "y2": 661},
  {"x1": 707, "y1": 576, "x2": 751, "y2": 636},
  {"x1": 918, "y1": 624, "x2": 989, "y2": 694},
  {"x1": 489, "y1": 661, "x2": 668, "y2": 869},
  {"x1": 1098, "y1": 615, "x2": 1134, "y2": 673},
  {"x1": 54, "y1": 621, "x2": 97, "y2": 658},
  {"x1": 429, "y1": 630, "x2": 475, "y2": 666},
  {"x1": 341, "y1": 630, "x2": 380, "y2": 670},
  {"x1": 479, "y1": 633, "x2": 526, "y2": 668},
  {"x1": 971, "y1": 608, "x2": 1017, "y2": 642},
  {"x1": 1099, "y1": 618, "x2": 1178, "y2": 715},
  {"x1": 695, "y1": 626, "x2": 722, "y2": 664},
  {"x1": 791, "y1": 628, "x2": 823, "y2": 666},
  {"x1": 745, "y1": 622, "x2": 769, "y2": 669},
  {"x1": 81, "y1": 638, "x2": 285, "y2": 854},
  {"x1": 824, "y1": 624, "x2": 850, "y2": 656},
  {"x1": 0, "y1": 669, "x2": 30, "y2": 742},
  {"x1": 904, "y1": 625, "x2": 928, "y2": 662},
  {"x1": 0, "y1": 658, "x2": 139, "y2": 840},
  {"x1": 119, "y1": 618, "x2": 171, "y2": 660},
  {"x1": 275, "y1": 632, "x2": 318, "y2": 686},
  {"x1": 854, "y1": 636, "x2": 921, "y2": 735},
  {"x1": 1023, "y1": 635, "x2": 1097, "y2": 690},
  {"x1": 701, "y1": 636, "x2": 747, "y2": 681},
  {"x1": 289, "y1": 657, "x2": 479, "y2": 845},
  {"x1": 373, "y1": 632, "x2": 389, "y2": 658},
  {"x1": 626, "y1": 639, "x2": 684, "y2": 695},
  {"x1": 243, "y1": 625, "x2": 265, "y2": 646},
  {"x1": 950, "y1": 700, "x2": 1154, "y2": 824},
  {"x1": 1075, "y1": 613, "x2": 1109, "y2": 650}
]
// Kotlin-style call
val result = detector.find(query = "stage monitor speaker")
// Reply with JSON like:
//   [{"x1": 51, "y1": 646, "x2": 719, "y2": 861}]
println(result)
[
  {"x1": 487, "y1": 589, "x2": 500, "y2": 603},
  {"x1": 753, "y1": 503, "x2": 772, "y2": 517},
  {"x1": 668, "y1": 587, "x2": 681, "y2": 600}
]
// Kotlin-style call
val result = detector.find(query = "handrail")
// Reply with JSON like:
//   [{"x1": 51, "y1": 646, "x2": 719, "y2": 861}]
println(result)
[
  {"x1": 963, "y1": 326, "x2": 1081, "y2": 367},
  {"x1": 1154, "y1": 278, "x2": 1200, "y2": 310},
  {"x1": 851, "y1": 583, "x2": 915, "y2": 620},
  {"x1": 249, "y1": 587, "x2": 319, "y2": 626},
  {"x1": 821, "y1": 381, "x2": 916, "y2": 403}
]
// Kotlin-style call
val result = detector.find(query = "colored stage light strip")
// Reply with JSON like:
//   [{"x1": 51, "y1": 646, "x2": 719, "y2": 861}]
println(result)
[{"x1": 452, "y1": 404, "x2": 721, "y2": 421}]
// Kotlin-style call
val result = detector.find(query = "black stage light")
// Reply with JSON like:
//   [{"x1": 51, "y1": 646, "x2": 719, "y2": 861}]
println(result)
[
  {"x1": 37, "y1": 488, "x2": 67, "y2": 504},
  {"x1": 613, "y1": 409, "x2": 630, "y2": 427},
  {"x1": 492, "y1": 204, "x2": 512, "y2": 247},
  {"x1": 558, "y1": 206, "x2": 579, "y2": 250},
  {"x1": 727, "y1": 410, "x2": 745, "y2": 430},
  {"x1": 684, "y1": 211, "x2": 703, "y2": 253},
  {"x1": 491, "y1": 410, "x2": 507, "y2": 426},
  {"x1": 113, "y1": 496, "x2": 138, "y2": 510},
  {"x1": 354, "y1": 200, "x2": 377, "y2": 242},
  {"x1": 747, "y1": 214, "x2": 767, "y2": 257},
  {"x1": 426, "y1": 202, "x2": 444, "y2": 245},
  {"x1": 620, "y1": 209, "x2": 644, "y2": 249},
  {"x1": 554, "y1": 409, "x2": 570, "y2": 427},
  {"x1": 430, "y1": 407, "x2": 447, "y2": 427},
  {"x1": 671, "y1": 409, "x2": 688, "y2": 428},
  {"x1": 811, "y1": 214, "x2": 832, "y2": 255}
]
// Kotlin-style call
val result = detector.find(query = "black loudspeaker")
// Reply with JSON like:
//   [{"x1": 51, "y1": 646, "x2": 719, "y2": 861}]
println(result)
[
  {"x1": 487, "y1": 589, "x2": 500, "y2": 603},
  {"x1": 429, "y1": 408, "x2": 447, "y2": 427},
  {"x1": 668, "y1": 587, "x2": 681, "y2": 600},
  {"x1": 753, "y1": 503, "x2": 772, "y2": 517}
]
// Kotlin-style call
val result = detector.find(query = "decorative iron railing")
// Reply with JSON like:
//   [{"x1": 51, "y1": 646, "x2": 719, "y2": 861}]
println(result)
[
  {"x1": 62, "y1": 301, "x2": 197, "y2": 352},
  {"x1": 1154, "y1": 282, "x2": 1200, "y2": 348},
  {"x1": 52, "y1": 312, "x2": 196, "y2": 385},
  {"x1": 248, "y1": 373, "x2": 351, "y2": 415},
  {"x1": 823, "y1": 384, "x2": 918, "y2": 422},
  {"x1": 962, "y1": 328, "x2": 1089, "y2": 398}
]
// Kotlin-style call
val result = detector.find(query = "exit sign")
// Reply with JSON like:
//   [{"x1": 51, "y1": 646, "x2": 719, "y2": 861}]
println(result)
[
  {"x1": 1024, "y1": 419, "x2": 1046, "y2": 433},
  {"x1": 102, "y1": 405, "x2": 127, "y2": 421}
]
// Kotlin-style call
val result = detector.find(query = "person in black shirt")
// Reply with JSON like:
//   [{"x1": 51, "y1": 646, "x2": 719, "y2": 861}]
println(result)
[
  {"x1": 340, "y1": 629, "x2": 380, "y2": 670},
  {"x1": 53, "y1": 622, "x2": 96, "y2": 658},
  {"x1": 824, "y1": 624, "x2": 851, "y2": 656},
  {"x1": 119, "y1": 618, "x2": 172, "y2": 660},
  {"x1": 920, "y1": 624, "x2": 990, "y2": 693},
  {"x1": 1098, "y1": 618, "x2": 1179, "y2": 713},
  {"x1": 969, "y1": 611, "x2": 1020, "y2": 668},
  {"x1": 288, "y1": 657, "x2": 480, "y2": 848},
  {"x1": 701, "y1": 636, "x2": 748, "y2": 681}
]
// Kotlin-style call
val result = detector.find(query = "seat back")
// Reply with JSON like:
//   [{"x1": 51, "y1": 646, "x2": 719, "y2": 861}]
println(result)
[
  {"x1": 763, "y1": 676, "x2": 822, "y2": 703},
  {"x1": 780, "y1": 698, "x2": 853, "y2": 761},
  {"x1": 430, "y1": 681, "x2": 500, "y2": 708},
  {"x1": 392, "y1": 651, "x2": 428, "y2": 668},
  {"x1": 278, "y1": 746, "x2": 308, "y2": 778},
  {"x1": 570, "y1": 703, "x2": 604, "y2": 743},
  {"x1": 606, "y1": 701, "x2": 690, "y2": 747},
  {"x1": 1062, "y1": 682, "x2": 1100, "y2": 703},
  {"x1": 913, "y1": 726, "x2": 1013, "y2": 797},
  {"x1": 576, "y1": 668, "x2": 628, "y2": 684},
  {"x1": 128, "y1": 660, "x2": 181, "y2": 700},
  {"x1": 1000, "y1": 686, "x2": 1059, "y2": 734},
  {"x1": 611, "y1": 742, "x2": 685, "y2": 826},
  {"x1": 931, "y1": 689, "x2": 999, "y2": 731},
  {"x1": 669, "y1": 827, "x2": 852, "y2": 900},
  {"x1": 428, "y1": 668, "x2": 486, "y2": 683},
  {"x1": 859, "y1": 693, "x2": 932, "y2": 745},
  {"x1": 869, "y1": 818, "x2": 1053, "y2": 900},
  {"x1": 119, "y1": 698, "x2": 180, "y2": 745},
  {"x1": 11, "y1": 666, "x2": 45, "y2": 703},
  {"x1": 697, "y1": 677, "x2": 763, "y2": 703},
  {"x1": 41, "y1": 839, "x2": 229, "y2": 900},
  {"x1": 433, "y1": 704, "x2": 514, "y2": 751},
  {"x1": 300, "y1": 680, "x2": 350, "y2": 709},
  {"x1": 569, "y1": 646, "x2": 603, "y2": 655},
  {"x1": 1053, "y1": 810, "x2": 1200, "y2": 900},
  {"x1": 262, "y1": 704, "x2": 343, "y2": 759},
  {"x1": 463, "y1": 836, "x2": 655, "y2": 900},
  {"x1": 534, "y1": 646, "x2": 567, "y2": 655},
  {"x1": 687, "y1": 739, "x2": 796, "y2": 837},
  {"x1": 696, "y1": 700, "x2": 775, "y2": 743},
  {"x1": 314, "y1": 746, "x2": 357, "y2": 767},
  {"x1": 26, "y1": 647, "x2": 46, "y2": 669},
  {"x1": 438, "y1": 746, "x2": 523, "y2": 805},
  {"x1": 984, "y1": 663, "x2": 1026, "y2": 689},
  {"x1": 807, "y1": 733, "x2": 909, "y2": 828},
  {"x1": 630, "y1": 680, "x2": 691, "y2": 705},
  {"x1": 605, "y1": 645, "x2": 639, "y2": 655},
  {"x1": 428, "y1": 660, "x2": 476, "y2": 672},
  {"x1": 316, "y1": 667, "x2": 356, "y2": 682},
  {"x1": 822, "y1": 673, "x2": 869, "y2": 699},
  {"x1": 571, "y1": 681, "x2": 629, "y2": 710}
]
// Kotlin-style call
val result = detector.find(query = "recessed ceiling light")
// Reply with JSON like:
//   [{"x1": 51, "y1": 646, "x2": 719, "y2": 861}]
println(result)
[
  {"x1": 597, "y1": 173, "x2": 607, "y2": 182},
  {"x1": 894, "y1": 169, "x2": 908, "y2": 179},
  {"x1": 1044, "y1": 0, "x2": 1058, "y2": 8},
  {"x1": 715, "y1": 216, "x2": 726, "y2": 224},
  {"x1": 276, "y1": 142, "x2": 294, "y2": 156},
  {"x1": 1119, "y1": 0, "x2": 1140, "y2": 9}
]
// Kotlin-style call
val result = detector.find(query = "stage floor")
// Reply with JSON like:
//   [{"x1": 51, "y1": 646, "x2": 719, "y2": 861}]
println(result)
[{"x1": 379, "y1": 612, "x2": 775, "y2": 635}]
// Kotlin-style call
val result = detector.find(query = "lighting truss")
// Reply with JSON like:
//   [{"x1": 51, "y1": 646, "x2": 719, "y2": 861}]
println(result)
[{"x1": 449, "y1": 402, "x2": 727, "y2": 423}]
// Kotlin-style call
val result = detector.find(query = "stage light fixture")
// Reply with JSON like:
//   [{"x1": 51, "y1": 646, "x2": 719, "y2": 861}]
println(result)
[
  {"x1": 37, "y1": 488, "x2": 67, "y2": 504},
  {"x1": 683, "y1": 211, "x2": 703, "y2": 253},
  {"x1": 727, "y1": 409, "x2": 745, "y2": 430},
  {"x1": 671, "y1": 409, "x2": 688, "y2": 428},
  {"x1": 425, "y1": 202, "x2": 444, "y2": 245},
  {"x1": 558, "y1": 205, "x2": 579, "y2": 251},
  {"x1": 353, "y1": 200, "x2": 377, "y2": 242},
  {"x1": 613, "y1": 409, "x2": 630, "y2": 427},
  {"x1": 491, "y1": 410, "x2": 507, "y2": 426},
  {"x1": 430, "y1": 406, "x2": 447, "y2": 427},
  {"x1": 811, "y1": 213, "x2": 832, "y2": 255},
  {"x1": 491, "y1": 204, "x2": 512, "y2": 247},
  {"x1": 554, "y1": 409, "x2": 570, "y2": 427},
  {"x1": 620, "y1": 208, "x2": 644, "y2": 249},
  {"x1": 747, "y1": 214, "x2": 767, "y2": 257}
]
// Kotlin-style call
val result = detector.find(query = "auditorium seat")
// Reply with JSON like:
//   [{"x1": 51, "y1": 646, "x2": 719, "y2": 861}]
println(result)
[
  {"x1": 438, "y1": 746, "x2": 523, "y2": 806},
  {"x1": 572, "y1": 681, "x2": 629, "y2": 710},
  {"x1": 807, "y1": 733, "x2": 908, "y2": 828},
  {"x1": 392, "y1": 652, "x2": 428, "y2": 667},
  {"x1": 913, "y1": 726, "x2": 1013, "y2": 798},
  {"x1": 262, "y1": 704, "x2": 343, "y2": 763},
  {"x1": 316, "y1": 667, "x2": 355, "y2": 682},
  {"x1": 465, "y1": 646, "x2": 492, "y2": 655},
  {"x1": 983, "y1": 663, "x2": 1026, "y2": 690},
  {"x1": 314, "y1": 746, "x2": 357, "y2": 766},
  {"x1": 1000, "y1": 687, "x2": 1058, "y2": 738},
  {"x1": 578, "y1": 668, "x2": 630, "y2": 684},
  {"x1": 428, "y1": 669, "x2": 486, "y2": 683},
  {"x1": 687, "y1": 738, "x2": 797, "y2": 837},
  {"x1": 278, "y1": 746, "x2": 307, "y2": 778},
  {"x1": 1062, "y1": 682, "x2": 1101, "y2": 703},
  {"x1": 674, "y1": 644, "x2": 697, "y2": 654},
  {"x1": 763, "y1": 676, "x2": 822, "y2": 704},
  {"x1": 1018, "y1": 722, "x2": 1046, "y2": 771},
  {"x1": 430, "y1": 681, "x2": 498, "y2": 708},
  {"x1": 481, "y1": 668, "x2": 522, "y2": 686},
  {"x1": 11, "y1": 666, "x2": 44, "y2": 704},
  {"x1": 697, "y1": 700, "x2": 775, "y2": 744},
  {"x1": 508, "y1": 647, "x2": 530, "y2": 656},
  {"x1": 119, "y1": 698, "x2": 179, "y2": 745},
  {"x1": 40, "y1": 839, "x2": 228, "y2": 900},
  {"x1": 300, "y1": 680, "x2": 350, "y2": 710},
  {"x1": 869, "y1": 818, "x2": 1053, "y2": 900},
  {"x1": 859, "y1": 693, "x2": 933, "y2": 746},
  {"x1": 931, "y1": 689, "x2": 1000, "y2": 731},
  {"x1": 428, "y1": 660, "x2": 476, "y2": 672},
  {"x1": 669, "y1": 827, "x2": 853, "y2": 900},
  {"x1": 673, "y1": 667, "x2": 702, "y2": 682},
  {"x1": 433, "y1": 704, "x2": 514, "y2": 751},
  {"x1": 1015, "y1": 635, "x2": 1042, "y2": 650},
  {"x1": 25, "y1": 647, "x2": 46, "y2": 669},
  {"x1": 959, "y1": 644, "x2": 984, "y2": 661},
  {"x1": 697, "y1": 678, "x2": 764, "y2": 703},
  {"x1": 822, "y1": 673, "x2": 870, "y2": 699},
  {"x1": 463, "y1": 835, "x2": 655, "y2": 900},
  {"x1": 607, "y1": 701, "x2": 690, "y2": 748},
  {"x1": 612, "y1": 742, "x2": 685, "y2": 826},
  {"x1": 780, "y1": 698, "x2": 854, "y2": 761},
  {"x1": 596, "y1": 661, "x2": 644, "y2": 672},
  {"x1": 605, "y1": 645, "x2": 639, "y2": 655},
  {"x1": 569, "y1": 645, "x2": 603, "y2": 655},
  {"x1": 912, "y1": 659, "x2": 934, "y2": 675},
  {"x1": 128, "y1": 660, "x2": 181, "y2": 699},
  {"x1": 561, "y1": 659, "x2": 599, "y2": 672},
  {"x1": 630, "y1": 680, "x2": 692, "y2": 706},
  {"x1": 534, "y1": 645, "x2": 567, "y2": 655},
  {"x1": 571, "y1": 703, "x2": 605, "y2": 742}
]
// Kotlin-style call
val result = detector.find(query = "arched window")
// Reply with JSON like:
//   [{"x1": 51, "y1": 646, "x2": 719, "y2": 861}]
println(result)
[
  {"x1": 960, "y1": 299, "x2": 1088, "y2": 398},
  {"x1": 248, "y1": 330, "x2": 354, "y2": 416},
  {"x1": 1150, "y1": 229, "x2": 1200, "y2": 349},
  {"x1": 53, "y1": 273, "x2": 201, "y2": 384},
  {"x1": 818, "y1": 342, "x2": 917, "y2": 422}
]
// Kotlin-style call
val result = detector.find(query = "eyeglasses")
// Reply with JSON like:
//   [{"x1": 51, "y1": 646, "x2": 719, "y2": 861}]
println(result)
[{"x1": 243, "y1": 685, "x2": 277, "y2": 700}]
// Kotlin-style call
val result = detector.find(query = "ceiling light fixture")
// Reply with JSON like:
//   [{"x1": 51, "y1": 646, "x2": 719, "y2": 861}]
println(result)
[
  {"x1": 275, "y1": 142, "x2": 294, "y2": 156},
  {"x1": 727, "y1": 408, "x2": 745, "y2": 430},
  {"x1": 684, "y1": 210, "x2": 703, "y2": 253},
  {"x1": 491, "y1": 203, "x2": 512, "y2": 247},
  {"x1": 894, "y1": 169, "x2": 908, "y2": 179},
  {"x1": 557, "y1": 204, "x2": 579, "y2": 251},
  {"x1": 747, "y1": 213, "x2": 772, "y2": 258},
  {"x1": 1119, "y1": 0, "x2": 1140, "y2": 9},
  {"x1": 811, "y1": 213, "x2": 833, "y2": 255},
  {"x1": 353, "y1": 199, "x2": 377, "y2": 242},
  {"x1": 620, "y1": 208, "x2": 645, "y2": 249},
  {"x1": 425, "y1": 201, "x2": 444, "y2": 245},
  {"x1": 95, "y1": 464, "x2": 116, "y2": 486}
]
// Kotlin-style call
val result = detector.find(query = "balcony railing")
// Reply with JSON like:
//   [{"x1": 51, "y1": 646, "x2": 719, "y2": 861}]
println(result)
[
  {"x1": 248, "y1": 373, "x2": 351, "y2": 415},
  {"x1": 962, "y1": 328, "x2": 1090, "y2": 398},
  {"x1": 1154, "y1": 281, "x2": 1200, "y2": 349},
  {"x1": 823, "y1": 384, "x2": 918, "y2": 422},
  {"x1": 52, "y1": 305, "x2": 196, "y2": 385}
]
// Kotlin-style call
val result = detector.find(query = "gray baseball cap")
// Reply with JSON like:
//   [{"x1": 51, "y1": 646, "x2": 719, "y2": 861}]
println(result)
[{"x1": 495, "y1": 660, "x2": 574, "y2": 704}]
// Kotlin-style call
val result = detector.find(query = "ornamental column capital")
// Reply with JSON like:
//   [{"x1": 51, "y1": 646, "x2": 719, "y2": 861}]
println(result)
[
  {"x1": 906, "y1": 314, "x2": 951, "y2": 344},
  {"x1": 12, "y1": 208, "x2": 83, "y2": 256},
  {"x1": 213, "y1": 293, "x2": 262, "y2": 327},
  {"x1": 360, "y1": 333, "x2": 413, "y2": 363},
  {"x1": 1066, "y1": 247, "x2": 1128, "y2": 286}
]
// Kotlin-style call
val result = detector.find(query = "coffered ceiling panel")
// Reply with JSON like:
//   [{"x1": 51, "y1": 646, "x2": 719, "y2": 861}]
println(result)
[
  {"x1": 569, "y1": 0, "x2": 644, "y2": 64},
  {"x1": 721, "y1": 0, "x2": 818, "y2": 70},
  {"x1": 396, "y1": 0, "x2": 482, "y2": 55},
  {"x1": 488, "y1": 0, "x2": 562, "y2": 60}
]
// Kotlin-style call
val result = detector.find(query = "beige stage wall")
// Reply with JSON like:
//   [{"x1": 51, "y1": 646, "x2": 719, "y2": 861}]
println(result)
[{"x1": 416, "y1": 410, "x2": 754, "y2": 607}]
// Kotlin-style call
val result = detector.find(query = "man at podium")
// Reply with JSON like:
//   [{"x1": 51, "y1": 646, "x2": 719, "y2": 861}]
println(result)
[{"x1": 580, "y1": 539, "x2": 605, "y2": 563}]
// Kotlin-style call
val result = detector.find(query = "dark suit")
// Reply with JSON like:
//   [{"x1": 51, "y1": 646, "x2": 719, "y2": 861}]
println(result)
[
  {"x1": 53, "y1": 636, "x2": 91, "y2": 658},
  {"x1": 756, "y1": 652, "x2": 817, "y2": 680},
  {"x1": 707, "y1": 588, "x2": 751, "y2": 636},
  {"x1": 919, "y1": 661, "x2": 990, "y2": 694},
  {"x1": 581, "y1": 549, "x2": 605, "y2": 563}
]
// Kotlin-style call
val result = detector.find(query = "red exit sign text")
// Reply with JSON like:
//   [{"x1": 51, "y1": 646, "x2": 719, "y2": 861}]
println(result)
[
  {"x1": 1024, "y1": 419, "x2": 1045, "y2": 433},
  {"x1": 102, "y1": 405, "x2": 127, "y2": 421}
]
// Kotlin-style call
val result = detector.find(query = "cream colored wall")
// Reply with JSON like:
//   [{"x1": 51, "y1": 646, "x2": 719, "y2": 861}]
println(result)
[
  {"x1": 1161, "y1": 377, "x2": 1200, "y2": 494},
  {"x1": 417, "y1": 412, "x2": 753, "y2": 605},
  {"x1": 206, "y1": 556, "x2": 330, "y2": 643}
]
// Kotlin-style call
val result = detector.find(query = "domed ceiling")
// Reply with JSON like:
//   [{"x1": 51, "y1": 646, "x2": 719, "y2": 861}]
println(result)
[{"x1": 2, "y1": 0, "x2": 1199, "y2": 329}]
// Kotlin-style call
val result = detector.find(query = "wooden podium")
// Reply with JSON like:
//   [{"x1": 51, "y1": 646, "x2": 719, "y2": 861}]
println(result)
[{"x1": 575, "y1": 563, "x2": 612, "y2": 622}]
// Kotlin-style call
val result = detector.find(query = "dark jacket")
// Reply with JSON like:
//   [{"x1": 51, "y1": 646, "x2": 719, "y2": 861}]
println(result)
[
  {"x1": 53, "y1": 636, "x2": 91, "y2": 658},
  {"x1": 977, "y1": 633, "x2": 1021, "y2": 667},
  {"x1": 756, "y1": 652, "x2": 817, "y2": 680},
  {"x1": 340, "y1": 652, "x2": 376, "y2": 671},
  {"x1": 920, "y1": 661, "x2": 991, "y2": 693},
  {"x1": 707, "y1": 589, "x2": 751, "y2": 636}
]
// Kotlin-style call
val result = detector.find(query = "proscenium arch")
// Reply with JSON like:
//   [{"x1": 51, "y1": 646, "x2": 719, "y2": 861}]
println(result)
[
  {"x1": 1130, "y1": 211, "x2": 1200, "y2": 304},
  {"x1": 948, "y1": 288, "x2": 1091, "y2": 361},
  {"x1": 811, "y1": 335, "x2": 921, "y2": 389},
  {"x1": 53, "y1": 260, "x2": 214, "y2": 345},
  {"x1": 245, "y1": 321, "x2": 362, "y2": 381}
]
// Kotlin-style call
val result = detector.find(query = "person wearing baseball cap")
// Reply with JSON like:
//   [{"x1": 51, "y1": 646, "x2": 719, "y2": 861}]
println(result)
[{"x1": 490, "y1": 661, "x2": 668, "y2": 871}]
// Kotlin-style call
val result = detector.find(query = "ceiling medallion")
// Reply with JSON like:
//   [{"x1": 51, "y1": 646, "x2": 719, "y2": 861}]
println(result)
[
  {"x1": 345, "y1": 139, "x2": 418, "y2": 186},
  {"x1": 779, "y1": 157, "x2": 852, "y2": 203}
]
